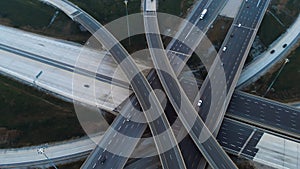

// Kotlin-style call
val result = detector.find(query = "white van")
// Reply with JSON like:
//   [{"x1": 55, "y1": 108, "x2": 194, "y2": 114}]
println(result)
[{"x1": 200, "y1": 9, "x2": 208, "y2": 20}]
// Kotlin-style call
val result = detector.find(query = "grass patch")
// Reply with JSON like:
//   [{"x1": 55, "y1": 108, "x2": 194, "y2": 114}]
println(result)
[
  {"x1": 56, "y1": 159, "x2": 85, "y2": 169},
  {"x1": 158, "y1": 0, "x2": 182, "y2": 16},
  {"x1": 69, "y1": 0, "x2": 142, "y2": 24},
  {"x1": 159, "y1": 0, "x2": 194, "y2": 16},
  {"x1": 207, "y1": 16, "x2": 233, "y2": 50},
  {"x1": 0, "y1": 0, "x2": 54, "y2": 28},
  {"x1": 244, "y1": 45, "x2": 300, "y2": 102},
  {"x1": 257, "y1": 13, "x2": 285, "y2": 47},
  {"x1": 271, "y1": 0, "x2": 300, "y2": 26},
  {"x1": 273, "y1": 46, "x2": 300, "y2": 92},
  {"x1": 0, "y1": 0, "x2": 90, "y2": 43},
  {"x1": 0, "y1": 75, "x2": 85, "y2": 148}
]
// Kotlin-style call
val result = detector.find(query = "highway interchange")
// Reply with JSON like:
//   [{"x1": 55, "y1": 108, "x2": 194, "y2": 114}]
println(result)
[
  {"x1": 54, "y1": 0, "x2": 278, "y2": 168},
  {"x1": 0, "y1": 0, "x2": 299, "y2": 168},
  {"x1": 84, "y1": 0, "x2": 234, "y2": 168},
  {"x1": 1, "y1": 20, "x2": 298, "y2": 168}
]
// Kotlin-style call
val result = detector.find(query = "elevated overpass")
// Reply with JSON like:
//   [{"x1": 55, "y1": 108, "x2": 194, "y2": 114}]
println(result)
[
  {"x1": 1, "y1": 18, "x2": 300, "y2": 168},
  {"x1": 182, "y1": 0, "x2": 271, "y2": 168},
  {"x1": 1, "y1": 0, "x2": 298, "y2": 168},
  {"x1": 150, "y1": 0, "x2": 271, "y2": 168},
  {"x1": 143, "y1": 0, "x2": 236, "y2": 168},
  {"x1": 1, "y1": 23, "x2": 299, "y2": 140},
  {"x1": 228, "y1": 91, "x2": 300, "y2": 139},
  {"x1": 88, "y1": 0, "x2": 233, "y2": 168},
  {"x1": 79, "y1": 0, "x2": 230, "y2": 166},
  {"x1": 42, "y1": 0, "x2": 188, "y2": 168}
]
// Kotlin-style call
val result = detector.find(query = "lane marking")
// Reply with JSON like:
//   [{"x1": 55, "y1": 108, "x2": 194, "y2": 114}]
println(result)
[
  {"x1": 167, "y1": 50, "x2": 190, "y2": 57},
  {"x1": 238, "y1": 129, "x2": 256, "y2": 156},
  {"x1": 257, "y1": 0, "x2": 261, "y2": 7}
]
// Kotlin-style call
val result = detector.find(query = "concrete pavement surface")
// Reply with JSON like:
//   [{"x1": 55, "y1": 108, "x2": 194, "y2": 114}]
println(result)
[
  {"x1": 0, "y1": 25, "x2": 153, "y2": 114},
  {"x1": 220, "y1": 0, "x2": 243, "y2": 18},
  {"x1": 0, "y1": 134, "x2": 102, "y2": 168}
]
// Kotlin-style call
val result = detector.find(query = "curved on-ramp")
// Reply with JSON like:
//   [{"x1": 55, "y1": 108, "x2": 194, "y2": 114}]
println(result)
[{"x1": 237, "y1": 14, "x2": 300, "y2": 88}]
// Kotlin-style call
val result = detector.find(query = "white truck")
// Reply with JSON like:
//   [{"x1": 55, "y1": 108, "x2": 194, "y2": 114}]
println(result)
[{"x1": 200, "y1": 9, "x2": 208, "y2": 20}]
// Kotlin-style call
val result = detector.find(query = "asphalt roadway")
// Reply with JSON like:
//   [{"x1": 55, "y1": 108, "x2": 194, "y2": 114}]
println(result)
[
  {"x1": 1, "y1": 27, "x2": 297, "y2": 141},
  {"x1": 1, "y1": 0, "x2": 298, "y2": 167},
  {"x1": 144, "y1": 3, "x2": 237, "y2": 169},
  {"x1": 81, "y1": 0, "x2": 229, "y2": 168},
  {"x1": 185, "y1": 0, "x2": 271, "y2": 168},
  {"x1": 0, "y1": 22, "x2": 299, "y2": 144},
  {"x1": 228, "y1": 91, "x2": 300, "y2": 139},
  {"x1": 32, "y1": 0, "x2": 292, "y2": 169},
  {"x1": 41, "y1": 0, "x2": 272, "y2": 168},
  {"x1": 196, "y1": 0, "x2": 271, "y2": 128}
]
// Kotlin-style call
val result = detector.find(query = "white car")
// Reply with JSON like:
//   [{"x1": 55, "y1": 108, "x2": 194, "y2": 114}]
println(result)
[
  {"x1": 126, "y1": 115, "x2": 132, "y2": 122},
  {"x1": 238, "y1": 23, "x2": 242, "y2": 27},
  {"x1": 197, "y1": 100, "x2": 203, "y2": 107},
  {"x1": 37, "y1": 148, "x2": 45, "y2": 154},
  {"x1": 222, "y1": 46, "x2": 227, "y2": 52}
]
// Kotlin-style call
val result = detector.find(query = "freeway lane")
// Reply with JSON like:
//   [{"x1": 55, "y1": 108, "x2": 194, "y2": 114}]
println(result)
[
  {"x1": 43, "y1": 0, "x2": 187, "y2": 168},
  {"x1": 196, "y1": 0, "x2": 271, "y2": 134},
  {"x1": 217, "y1": 118, "x2": 264, "y2": 159},
  {"x1": 167, "y1": 0, "x2": 228, "y2": 73},
  {"x1": 141, "y1": 1, "x2": 229, "y2": 167},
  {"x1": 180, "y1": 0, "x2": 271, "y2": 168},
  {"x1": 228, "y1": 91, "x2": 300, "y2": 139},
  {"x1": 143, "y1": 1, "x2": 237, "y2": 168}
]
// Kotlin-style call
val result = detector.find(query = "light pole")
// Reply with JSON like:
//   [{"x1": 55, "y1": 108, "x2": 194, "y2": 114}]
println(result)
[
  {"x1": 263, "y1": 58, "x2": 289, "y2": 97},
  {"x1": 37, "y1": 147, "x2": 58, "y2": 169},
  {"x1": 124, "y1": 0, "x2": 131, "y2": 46}
]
